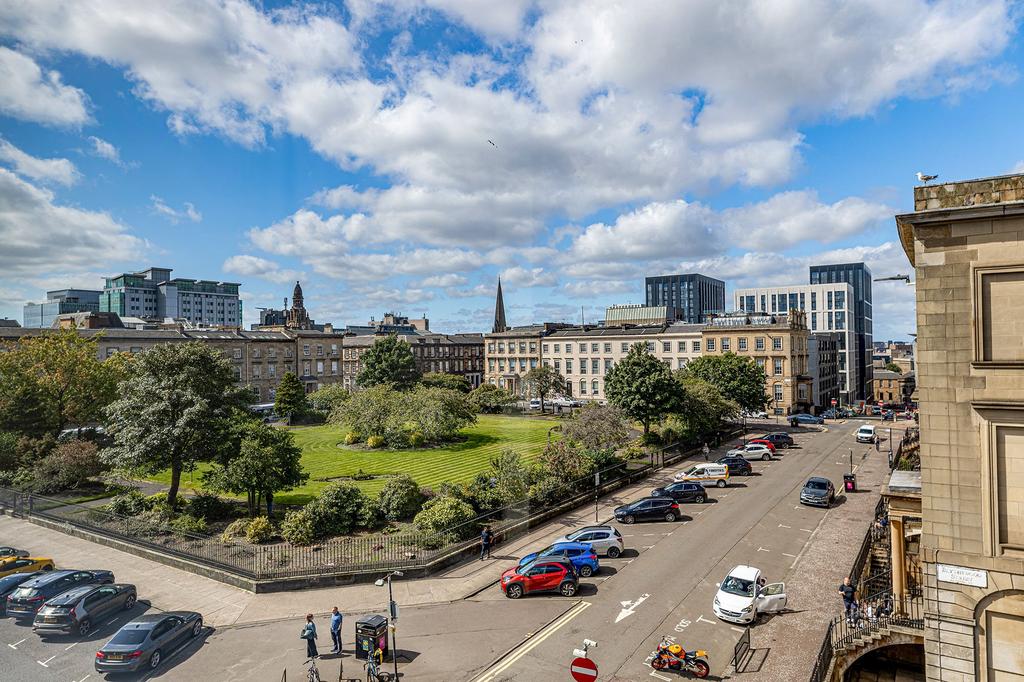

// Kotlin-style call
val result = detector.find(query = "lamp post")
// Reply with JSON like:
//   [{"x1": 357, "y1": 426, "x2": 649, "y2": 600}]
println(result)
[{"x1": 375, "y1": 571, "x2": 403, "y2": 681}]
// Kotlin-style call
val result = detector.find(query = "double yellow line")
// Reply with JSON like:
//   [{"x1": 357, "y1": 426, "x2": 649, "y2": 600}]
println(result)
[{"x1": 470, "y1": 600, "x2": 592, "y2": 682}]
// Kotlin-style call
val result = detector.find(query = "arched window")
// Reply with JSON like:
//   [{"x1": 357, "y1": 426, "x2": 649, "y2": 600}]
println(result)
[{"x1": 579, "y1": 379, "x2": 587, "y2": 395}]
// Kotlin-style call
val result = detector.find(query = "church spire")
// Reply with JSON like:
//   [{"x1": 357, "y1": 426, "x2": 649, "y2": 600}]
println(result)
[
  {"x1": 492, "y1": 278, "x2": 507, "y2": 333},
  {"x1": 292, "y1": 280, "x2": 304, "y2": 309}
]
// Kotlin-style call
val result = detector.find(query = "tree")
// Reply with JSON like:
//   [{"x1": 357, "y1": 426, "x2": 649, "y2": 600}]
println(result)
[
  {"x1": 884, "y1": 362, "x2": 904, "y2": 374},
  {"x1": 203, "y1": 420, "x2": 308, "y2": 517},
  {"x1": 469, "y1": 384, "x2": 517, "y2": 413},
  {"x1": 420, "y1": 372, "x2": 470, "y2": 393},
  {"x1": 523, "y1": 365, "x2": 565, "y2": 412},
  {"x1": 539, "y1": 440, "x2": 595, "y2": 487},
  {"x1": 356, "y1": 335, "x2": 421, "y2": 390},
  {"x1": 674, "y1": 376, "x2": 739, "y2": 440},
  {"x1": 408, "y1": 386, "x2": 476, "y2": 443},
  {"x1": 679, "y1": 353, "x2": 769, "y2": 413},
  {"x1": 413, "y1": 495, "x2": 477, "y2": 540},
  {"x1": 604, "y1": 343, "x2": 681, "y2": 435},
  {"x1": 103, "y1": 342, "x2": 248, "y2": 509},
  {"x1": 561, "y1": 403, "x2": 630, "y2": 451},
  {"x1": 485, "y1": 449, "x2": 537, "y2": 507},
  {"x1": 332, "y1": 384, "x2": 475, "y2": 447},
  {"x1": 307, "y1": 384, "x2": 350, "y2": 413},
  {"x1": 304, "y1": 482, "x2": 373, "y2": 537},
  {"x1": 377, "y1": 474, "x2": 425, "y2": 521},
  {"x1": 274, "y1": 372, "x2": 307, "y2": 420}
]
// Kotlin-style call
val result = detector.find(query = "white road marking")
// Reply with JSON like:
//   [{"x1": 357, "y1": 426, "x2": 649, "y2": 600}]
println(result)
[
  {"x1": 642, "y1": 545, "x2": 655, "y2": 549},
  {"x1": 757, "y1": 546, "x2": 770, "y2": 552},
  {"x1": 74, "y1": 676, "x2": 91, "y2": 682},
  {"x1": 800, "y1": 528, "x2": 814, "y2": 533},
  {"x1": 696, "y1": 615, "x2": 716, "y2": 625},
  {"x1": 782, "y1": 553, "x2": 798, "y2": 558},
  {"x1": 626, "y1": 559, "x2": 635, "y2": 564},
  {"x1": 9, "y1": 638, "x2": 26, "y2": 649},
  {"x1": 643, "y1": 533, "x2": 658, "y2": 536},
  {"x1": 650, "y1": 671, "x2": 672, "y2": 681},
  {"x1": 105, "y1": 618, "x2": 118, "y2": 626},
  {"x1": 616, "y1": 593, "x2": 650, "y2": 623},
  {"x1": 778, "y1": 524, "x2": 791, "y2": 528},
  {"x1": 730, "y1": 626, "x2": 745, "y2": 633},
  {"x1": 682, "y1": 521, "x2": 689, "y2": 525},
  {"x1": 65, "y1": 641, "x2": 79, "y2": 651},
  {"x1": 38, "y1": 655, "x2": 57, "y2": 667}
]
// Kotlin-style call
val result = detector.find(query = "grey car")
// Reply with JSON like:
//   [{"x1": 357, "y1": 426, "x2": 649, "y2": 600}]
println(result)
[
  {"x1": 95, "y1": 611, "x2": 203, "y2": 674},
  {"x1": 6, "y1": 569, "x2": 115, "y2": 619},
  {"x1": 33, "y1": 583, "x2": 137, "y2": 636},
  {"x1": 800, "y1": 477, "x2": 836, "y2": 507}
]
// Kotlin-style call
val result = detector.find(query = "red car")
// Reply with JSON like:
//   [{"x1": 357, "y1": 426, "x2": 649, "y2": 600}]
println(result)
[
  {"x1": 500, "y1": 559, "x2": 579, "y2": 599},
  {"x1": 747, "y1": 439, "x2": 777, "y2": 453}
]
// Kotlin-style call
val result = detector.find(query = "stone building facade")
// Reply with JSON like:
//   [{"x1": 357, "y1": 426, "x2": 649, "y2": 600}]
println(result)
[
  {"x1": 484, "y1": 324, "x2": 563, "y2": 396},
  {"x1": 341, "y1": 332, "x2": 484, "y2": 390},
  {"x1": 871, "y1": 369, "x2": 916, "y2": 407},
  {"x1": 895, "y1": 172, "x2": 1024, "y2": 682}
]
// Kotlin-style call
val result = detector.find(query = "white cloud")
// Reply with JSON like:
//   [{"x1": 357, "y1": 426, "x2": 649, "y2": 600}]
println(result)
[
  {"x1": 499, "y1": 266, "x2": 558, "y2": 289},
  {"x1": 419, "y1": 273, "x2": 467, "y2": 288},
  {"x1": 150, "y1": 195, "x2": 202, "y2": 223},
  {"x1": 0, "y1": 168, "x2": 145, "y2": 276},
  {"x1": 87, "y1": 136, "x2": 126, "y2": 167},
  {"x1": 0, "y1": 46, "x2": 90, "y2": 126},
  {"x1": 0, "y1": 138, "x2": 79, "y2": 186},
  {"x1": 223, "y1": 255, "x2": 303, "y2": 284}
]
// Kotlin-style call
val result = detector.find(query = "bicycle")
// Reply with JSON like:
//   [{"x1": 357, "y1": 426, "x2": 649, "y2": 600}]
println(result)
[
  {"x1": 304, "y1": 657, "x2": 322, "y2": 682},
  {"x1": 365, "y1": 648, "x2": 393, "y2": 682}
]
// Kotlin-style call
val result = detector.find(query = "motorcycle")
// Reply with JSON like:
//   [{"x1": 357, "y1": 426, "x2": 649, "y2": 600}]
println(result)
[{"x1": 649, "y1": 638, "x2": 710, "y2": 678}]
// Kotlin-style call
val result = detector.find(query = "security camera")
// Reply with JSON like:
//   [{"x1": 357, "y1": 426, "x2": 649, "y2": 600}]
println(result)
[{"x1": 582, "y1": 639, "x2": 597, "y2": 648}]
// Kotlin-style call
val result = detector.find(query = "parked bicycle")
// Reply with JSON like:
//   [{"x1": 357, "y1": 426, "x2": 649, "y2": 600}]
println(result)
[
  {"x1": 365, "y1": 648, "x2": 393, "y2": 682},
  {"x1": 305, "y1": 657, "x2": 322, "y2": 682}
]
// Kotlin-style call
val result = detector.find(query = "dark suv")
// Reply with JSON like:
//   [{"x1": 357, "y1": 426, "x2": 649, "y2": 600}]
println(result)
[
  {"x1": 34, "y1": 583, "x2": 137, "y2": 636},
  {"x1": 6, "y1": 570, "x2": 114, "y2": 619},
  {"x1": 650, "y1": 482, "x2": 707, "y2": 503},
  {"x1": 760, "y1": 432, "x2": 794, "y2": 449},
  {"x1": 613, "y1": 497, "x2": 681, "y2": 524},
  {"x1": 716, "y1": 455, "x2": 753, "y2": 476}
]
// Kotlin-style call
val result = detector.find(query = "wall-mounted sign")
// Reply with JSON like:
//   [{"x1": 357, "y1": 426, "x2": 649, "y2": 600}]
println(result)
[{"x1": 936, "y1": 564, "x2": 988, "y2": 588}]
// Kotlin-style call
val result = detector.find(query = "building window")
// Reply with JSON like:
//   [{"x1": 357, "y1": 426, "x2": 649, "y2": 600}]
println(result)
[
  {"x1": 604, "y1": 359, "x2": 613, "y2": 372},
  {"x1": 543, "y1": 344, "x2": 549, "y2": 353},
  {"x1": 738, "y1": 338, "x2": 747, "y2": 351},
  {"x1": 488, "y1": 343, "x2": 495, "y2": 353},
  {"x1": 799, "y1": 293, "x2": 805, "y2": 311},
  {"x1": 603, "y1": 343, "x2": 612, "y2": 353},
  {"x1": 579, "y1": 379, "x2": 587, "y2": 395},
  {"x1": 233, "y1": 348, "x2": 242, "y2": 359},
  {"x1": 565, "y1": 360, "x2": 573, "y2": 374},
  {"x1": 706, "y1": 339, "x2": 716, "y2": 352},
  {"x1": 772, "y1": 337, "x2": 783, "y2": 351},
  {"x1": 554, "y1": 360, "x2": 561, "y2": 371},
  {"x1": 811, "y1": 313, "x2": 817, "y2": 331},
  {"x1": 692, "y1": 341, "x2": 701, "y2": 353},
  {"x1": 774, "y1": 358, "x2": 784, "y2": 375},
  {"x1": 662, "y1": 341, "x2": 671, "y2": 352},
  {"x1": 645, "y1": 341, "x2": 655, "y2": 352},
  {"x1": 331, "y1": 344, "x2": 338, "y2": 355},
  {"x1": 621, "y1": 342, "x2": 629, "y2": 352},
  {"x1": 252, "y1": 366, "x2": 261, "y2": 379},
  {"x1": 331, "y1": 360, "x2": 338, "y2": 375},
  {"x1": 755, "y1": 337, "x2": 765, "y2": 351},
  {"x1": 591, "y1": 343, "x2": 598, "y2": 352},
  {"x1": 827, "y1": 291, "x2": 833, "y2": 310},
  {"x1": 591, "y1": 379, "x2": 599, "y2": 395},
  {"x1": 580, "y1": 360, "x2": 587, "y2": 374},
  {"x1": 303, "y1": 344, "x2": 310, "y2": 356},
  {"x1": 721, "y1": 338, "x2": 730, "y2": 351},
  {"x1": 811, "y1": 291, "x2": 817, "y2": 311},
  {"x1": 498, "y1": 342, "x2": 505, "y2": 352},
  {"x1": 530, "y1": 358, "x2": 537, "y2": 369},
  {"x1": 303, "y1": 361, "x2": 311, "y2": 376},
  {"x1": 773, "y1": 383, "x2": 783, "y2": 402},
  {"x1": 529, "y1": 343, "x2": 537, "y2": 353},
  {"x1": 579, "y1": 343, "x2": 586, "y2": 353},
  {"x1": 677, "y1": 341, "x2": 686, "y2": 352},
  {"x1": 756, "y1": 358, "x2": 766, "y2": 369},
  {"x1": 566, "y1": 344, "x2": 573, "y2": 354},
  {"x1": 677, "y1": 358, "x2": 687, "y2": 369},
  {"x1": 268, "y1": 364, "x2": 277, "y2": 378},
  {"x1": 591, "y1": 359, "x2": 599, "y2": 373},
  {"x1": 519, "y1": 342, "x2": 526, "y2": 353},
  {"x1": 553, "y1": 343, "x2": 560, "y2": 352}
]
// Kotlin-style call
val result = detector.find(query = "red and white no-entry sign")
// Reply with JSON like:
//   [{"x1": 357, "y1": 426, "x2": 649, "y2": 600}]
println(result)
[{"x1": 570, "y1": 657, "x2": 598, "y2": 682}]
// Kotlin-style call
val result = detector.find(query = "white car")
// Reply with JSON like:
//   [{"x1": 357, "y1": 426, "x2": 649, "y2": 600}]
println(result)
[
  {"x1": 528, "y1": 399, "x2": 542, "y2": 409},
  {"x1": 727, "y1": 443, "x2": 774, "y2": 461},
  {"x1": 856, "y1": 425, "x2": 877, "y2": 443},
  {"x1": 743, "y1": 410, "x2": 769, "y2": 419},
  {"x1": 552, "y1": 525, "x2": 624, "y2": 558},
  {"x1": 713, "y1": 565, "x2": 788, "y2": 624}
]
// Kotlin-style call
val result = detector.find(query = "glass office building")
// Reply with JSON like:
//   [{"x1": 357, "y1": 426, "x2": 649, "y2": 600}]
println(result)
[
  {"x1": 809, "y1": 262, "x2": 873, "y2": 401},
  {"x1": 22, "y1": 289, "x2": 102, "y2": 328},
  {"x1": 644, "y1": 273, "x2": 725, "y2": 324}
]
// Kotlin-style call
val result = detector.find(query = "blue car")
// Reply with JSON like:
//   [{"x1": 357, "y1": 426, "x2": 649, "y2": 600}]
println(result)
[
  {"x1": 517, "y1": 542, "x2": 600, "y2": 577},
  {"x1": 789, "y1": 413, "x2": 824, "y2": 426}
]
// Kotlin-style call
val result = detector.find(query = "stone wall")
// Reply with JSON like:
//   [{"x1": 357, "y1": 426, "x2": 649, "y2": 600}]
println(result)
[{"x1": 914, "y1": 175, "x2": 1024, "y2": 211}]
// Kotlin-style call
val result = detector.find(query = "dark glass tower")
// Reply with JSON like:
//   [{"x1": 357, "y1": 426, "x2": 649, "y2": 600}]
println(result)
[
  {"x1": 809, "y1": 262, "x2": 873, "y2": 401},
  {"x1": 644, "y1": 273, "x2": 725, "y2": 324}
]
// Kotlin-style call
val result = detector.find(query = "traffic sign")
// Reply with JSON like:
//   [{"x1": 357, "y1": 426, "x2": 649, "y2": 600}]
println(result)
[
  {"x1": 570, "y1": 657, "x2": 598, "y2": 682},
  {"x1": 831, "y1": 399, "x2": 837, "y2": 405}
]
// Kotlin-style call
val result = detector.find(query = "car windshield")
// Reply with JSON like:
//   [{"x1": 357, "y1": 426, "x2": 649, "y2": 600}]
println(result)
[
  {"x1": 11, "y1": 587, "x2": 37, "y2": 598},
  {"x1": 683, "y1": 466, "x2": 699, "y2": 476},
  {"x1": 721, "y1": 576, "x2": 755, "y2": 597},
  {"x1": 0, "y1": 574, "x2": 30, "y2": 589},
  {"x1": 806, "y1": 480, "x2": 828, "y2": 490},
  {"x1": 109, "y1": 629, "x2": 150, "y2": 645}
]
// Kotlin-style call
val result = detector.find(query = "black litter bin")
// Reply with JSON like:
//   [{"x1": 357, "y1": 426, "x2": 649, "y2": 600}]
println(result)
[
  {"x1": 355, "y1": 614, "x2": 389, "y2": 660},
  {"x1": 843, "y1": 473, "x2": 857, "y2": 493}
]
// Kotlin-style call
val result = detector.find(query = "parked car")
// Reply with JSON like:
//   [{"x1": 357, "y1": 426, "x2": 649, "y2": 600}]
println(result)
[
  {"x1": 34, "y1": 583, "x2": 137, "y2": 636},
  {"x1": 613, "y1": 497, "x2": 681, "y2": 524},
  {"x1": 760, "y1": 432, "x2": 794, "y2": 449},
  {"x1": 651, "y1": 482, "x2": 707, "y2": 504},
  {"x1": 856, "y1": 425, "x2": 877, "y2": 444},
  {"x1": 727, "y1": 443, "x2": 774, "y2": 461},
  {"x1": 881, "y1": 410, "x2": 895, "y2": 421},
  {"x1": 0, "y1": 556, "x2": 54, "y2": 579},
  {"x1": 712, "y1": 565, "x2": 787, "y2": 624},
  {"x1": 528, "y1": 398, "x2": 541, "y2": 409},
  {"x1": 716, "y1": 456, "x2": 752, "y2": 476},
  {"x1": 673, "y1": 463, "x2": 730, "y2": 488},
  {"x1": 746, "y1": 438, "x2": 777, "y2": 452},
  {"x1": 800, "y1": 477, "x2": 835, "y2": 507},
  {"x1": 788, "y1": 413, "x2": 824, "y2": 426},
  {"x1": 552, "y1": 525, "x2": 624, "y2": 558},
  {"x1": 95, "y1": 611, "x2": 203, "y2": 673},
  {"x1": 0, "y1": 547, "x2": 29, "y2": 559},
  {"x1": 517, "y1": 542, "x2": 600, "y2": 577},
  {"x1": 742, "y1": 410, "x2": 769, "y2": 419},
  {"x1": 6, "y1": 569, "x2": 115, "y2": 619},
  {"x1": 500, "y1": 558, "x2": 578, "y2": 599},
  {"x1": 0, "y1": 572, "x2": 43, "y2": 616}
]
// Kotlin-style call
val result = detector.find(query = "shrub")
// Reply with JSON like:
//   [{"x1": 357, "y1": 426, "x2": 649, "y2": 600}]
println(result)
[
  {"x1": 245, "y1": 516, "x2": 276, "y2": 543},
  {"x1": 108, "y1": 490, "x2": 148, "y2": 517},
  {"x1": 360, "y1": 499, "x2": 386, "y2": 530},
  {"x1": 408, "y1": 431, "x2": 425, "y2": 447},
  {"x1": 377, "y1": 475, "x2": 425, "y2": 521},
  {"x1": 413, "y1": 495, "x2": 477, "y2": 538},
  {"x1": 352, "y1": 469, "x2": 373, "y2": 481},
  {"x1": 188, "y1": 492, "x2": 233, "y2": 521},
  {"x1": 344, "y1": 431, "x2": 361, "y2": 445},
  {"x1": 220, "y1": 518, "x2": 248, "y2": 542},
  {"x1": 304, "y1": 483, "x2": 368, "y2": 537},
  {"x1": 145, "y1": 491, "x2": 185, "y2": 511},
  {"x1": 170, "y1": 513, "x2": 207, "y2": 535},
  {"x1": 33, "y1": 440, "x2": 107, "y2": 493},
  {"x1": 366, "y1": 435, "x2": 385, "y2": 449},
  {"x1": 281, "y1": 509, "x2": 316, "y2": 545},
  {"x1": 0, "y1": 431, "x2": 19, "y2": 472}
]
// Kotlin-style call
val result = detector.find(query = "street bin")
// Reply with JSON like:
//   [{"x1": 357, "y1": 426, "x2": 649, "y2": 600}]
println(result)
[
  {"x1": 843, "y1": 473, "x2": 857, "y2": 493},
  {"x1": 355, "y1": 614, "x2": 389, "y2": 660}
]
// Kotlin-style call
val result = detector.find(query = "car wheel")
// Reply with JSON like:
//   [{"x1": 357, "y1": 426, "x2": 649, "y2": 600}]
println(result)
[
  {"x1": 607, "y1": 547, "x2": 621, "y2": 558},
  {"x1": 696, "y1": 495, "x2": 706, "y2": 503},
  {"x1": 717, "y1": 480, "x2": 727, "y2": 488},
  {"x1": 623, "y1": 515, "x2": 635, "y2": 524},
  {"x1": 664, "y1": 512, "x2": 677, "y2": 522},
  {"x1": 579, "y1": 565, "x2": 593, "y2": 578},
  {"x1": 506, "y1": 584, "x2": 523, "y2": 599},
  {"x1": 559, "y1": 581, "x2": 578, "y2": 597},
  {"x1": 77, "y1": 617, "x2": 92, "y2": 637},
  {"x1": 124, "y1": 594, "x2": 136, "y2": 610},
  {"x1": 149, "y1": 649, "x2": 162, "y2": 670},
  {"x1": 191, "y1": 618, "x2": 203, "y2": 637},
  {"x1": 762, "y1": 453, "x2": 771, "y2": 461}
]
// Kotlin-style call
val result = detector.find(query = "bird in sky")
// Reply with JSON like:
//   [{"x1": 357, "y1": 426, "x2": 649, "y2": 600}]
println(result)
[
  {"x1": 487, "y1": 139, "x2": 497, "y2": 148},
  {"x1": 916, "y1": 172, "x2": 938, "y2": 183}
]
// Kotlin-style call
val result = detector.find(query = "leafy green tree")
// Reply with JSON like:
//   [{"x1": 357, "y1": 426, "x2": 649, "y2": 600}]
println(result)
[
  {"x1": 304, "y1": 482, "x2": 372, "y2": 537},
  {"x1": 674, "y1": 375, "x2": 740, "y2": 440},
  {"x1": 33, "y1": 439, "x2": 107, "y2": 493},
  {"x1": 420, "y1": 372, "x2": 471, "y2": 393},
  {"x1": 307, "y1": 384, "x2": 350, "y2": 413},
  {"x1": 103, "y1": 342, "x2": 248, "y2": 509},
  {"x1": 485, "y1": 449, "x2": 538, "y2": 507},
  {"x1": 356, "y1": 335, "x2": 421, "y2": 390},
  {"x1": 413, "y1": 495, "x2": 477, "y2": 539},
  {"x1": 333, "y1": 384, "x2": 475, "y2": 447},
  {"x1": 523, "y1": 365, "x2": 565, "y2": 412},
  {"x1": 884, "y1": 362, "x2": 904, "y2": 374},
  {"x1": 274, "y1": 372, "x2": 307, "y2": 420},
  {"x1": 409, "y1": 386, "x2": 477, "y2": 442},
  {"x1": 469, "y1": 384, "x2": 517, "y2": 413},
  {"x1": 561, "y1": 403, "x2": 631, "y2": 451},
  {"x1": 604, "y1": 343, "x2": 681, "y2": 435},
  {"x1": 678, "y1": 353, "x2": 769, "y2": 413},
  {"x1": 203, "y1": 420, "x2": 308, "y2": 517},
  {"x1": 377, "y1": 474, "x2": 425, "y2": 521},
  {"x1": 539, "y1": 439, "x2": 595, "y2": 486}
]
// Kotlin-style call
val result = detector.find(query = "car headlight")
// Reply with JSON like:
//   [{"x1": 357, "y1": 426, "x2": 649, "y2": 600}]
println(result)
[
  {"x1": 741, "y1": 605, "x2": 753, "y2": 613},
  {"x1": 714, "y1": 597, "x2": 720, "y2": 607},
  {"x1": 502, "y1": 576, "x2": 512, "y2": 584}
]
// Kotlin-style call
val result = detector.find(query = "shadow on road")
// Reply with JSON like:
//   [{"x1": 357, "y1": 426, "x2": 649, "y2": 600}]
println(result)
[{"x1": 735, "y1": 646, "x2": 770, "y2": 674}]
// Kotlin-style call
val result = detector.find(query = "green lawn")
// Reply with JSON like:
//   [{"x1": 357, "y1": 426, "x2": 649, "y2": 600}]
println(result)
[{"x1": 152, "y1": 414, "x2": 556, "y2": 505}]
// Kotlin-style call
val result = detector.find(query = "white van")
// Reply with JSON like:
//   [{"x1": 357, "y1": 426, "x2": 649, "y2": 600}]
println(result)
[
  {"x1": 856, "y1": 425, "x2": 877, "y2": 443},
  {"x1": 673, "y1": 463, "x2": 729, "y2": 488}
]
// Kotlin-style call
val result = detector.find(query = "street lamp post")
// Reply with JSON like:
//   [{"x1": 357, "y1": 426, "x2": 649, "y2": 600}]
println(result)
[{"x1": 375, "y1": 571, "x2": 403, "y2": 681}]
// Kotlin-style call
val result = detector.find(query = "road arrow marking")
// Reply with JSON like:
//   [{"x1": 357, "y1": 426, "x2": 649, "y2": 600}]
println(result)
[{"x1": 616, "y1": 593, "x2": 650, "y2": 623}]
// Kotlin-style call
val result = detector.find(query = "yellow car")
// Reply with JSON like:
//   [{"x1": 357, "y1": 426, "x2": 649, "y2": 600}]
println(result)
[{"x1": 0, "y1": 556, "x2": 55, "y2": 578}]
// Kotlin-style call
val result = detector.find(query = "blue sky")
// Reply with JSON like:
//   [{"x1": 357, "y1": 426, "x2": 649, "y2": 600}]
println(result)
[{"x1": 1, "y1": 1, "x2": 1022, "y2": 341}]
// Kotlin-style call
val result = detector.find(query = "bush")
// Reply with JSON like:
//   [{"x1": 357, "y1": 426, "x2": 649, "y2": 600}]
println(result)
[
  {"x1": 281, "y1": 509, "x2": 316, "y2": 545},
  {"x1": 304, "y1": 483, "x2": 369, "y2": 538},
  {"x1": 145, "y1": 491, "x2": 185, "y2": 511},
  {"x1": 360, "y1": 499, "x2": 386, "y2": 530},
  {"x1": 413, "y1": 495, "x2": 477, "y2": 539},
  {"x1": 378, "y1": 475, "x2": 425, "y2": 521},
  {"x1": 33, "y1": 440, "x2": 107, "y2": 493},
  {"x1": 366, "y1": 435, "x2": 385, "y2": 449},
  {"x1": 408, "y1": 431, "x2": 425, "y2": 447},
  {"x1": 344, "y1": 431, "x2": 361, "y2": 445},
  {"x1": 220, "y1": 518, "x2": 248, "y2": 542},
  {"x1": 0, "y1": 431, "x2": 19, "y2": 472},
  {"x1": 188, "y1": 492, "x2": 233, "y2": 521},
  {"x1": 170, "y1": 513, "x2": 207, "y2": 535},
  {"x1": 108, "y1": 490, "x2": 148, "y2": 517},
  {"x1": 245, "y1": 516, "x2": 276, "y2": 543}
]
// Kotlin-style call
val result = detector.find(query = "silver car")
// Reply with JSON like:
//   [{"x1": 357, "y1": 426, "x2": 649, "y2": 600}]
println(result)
[
  {"x1": 95, "y1": 611, "x2": 203, "y2": 673},
  {"x1": 552, "y1": 525, "x2": 625, "y2": 558}
]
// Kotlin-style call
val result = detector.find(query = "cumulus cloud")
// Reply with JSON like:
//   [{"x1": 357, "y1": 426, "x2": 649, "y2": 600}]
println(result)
[
  {"x1": 223, "y1": 255, "x2": 303, "y2": 284},
  {"x1": 499, "y1": 266, "x2": 558, "y2": 289},
  {"x1": 0, "y1": 47, "x2": 90, "y2": 126},
  {"x1": 0, "y1": 138, "x2": 79, "y2": 186},
  {"x1": 150, "y1": 195, "x2": 202, "y2": 223},
  {"x1": 87, "y1": 136, "x2": 126, "y2": 166},
  {"x1": 419, "y1": 273, "x2": 467, "y2": 288}
]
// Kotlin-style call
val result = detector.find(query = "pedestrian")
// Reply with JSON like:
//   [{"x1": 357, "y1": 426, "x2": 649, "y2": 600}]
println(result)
[
  {"x1": 701, "y1": 443, "x2": 710, "y2": 462},
  {"x1": 839, "y1": 577, "x2": 857, "y2": 623},
  {"x1": 480, "y1": 525, "x2": 493, "y2": 560},
  {"x1": 301, "y1": 613, "x2": 318, "y2": 659},
  {"x1": 875, "y1": 434, "x2": 881, "y2": 451},
  {"x1": 329, "y1": 606, "x2": 342, "y2": 655}
]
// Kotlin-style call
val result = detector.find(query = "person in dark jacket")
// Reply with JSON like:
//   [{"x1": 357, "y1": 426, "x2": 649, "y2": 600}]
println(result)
[
  {"x1": 480, "y1": 525, "x2": 493, "y2": 560},
  {"x1": 301, "y1": 613, "x2": 318, "y2": 659},
  {"x1": 839, "y1": 577, "x2": 857, "y2": 623}
]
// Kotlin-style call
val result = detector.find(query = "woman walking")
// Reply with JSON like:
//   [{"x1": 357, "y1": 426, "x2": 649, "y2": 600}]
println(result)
[{"x1": 301, "y1": 613, "x2": 319, "y2": 659}]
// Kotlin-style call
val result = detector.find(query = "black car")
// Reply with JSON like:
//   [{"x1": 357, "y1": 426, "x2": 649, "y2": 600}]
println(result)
[
  {"x1": 613, "y1": 497, "x2": 681, "y2": 524},
  {"x1": 34, "y1": 583, "x2": 137, "y2": 636},
  {"x1": 761, "y1": 432, "x2": 794, "y2": 449},
  {"x1": 650, "y1": 482, "x2": 707, "y2": 503},
  {"x1": 716, "y1": 456, "x2": 753, "y2": 476},
  {"x1": 800, "y1": 477, "x2": 836, "y2": 508},
  {"x1": 6, "y1": 569, "x2": 115, "y2": 619},
  {"x1": 95, "y1": 612, "x2": 204, "y2": 673},
  {"x1": 0, "y1": 547, "x2": 29, "y2": 559},
  {"x1": 0, "y1": 571, "x2": 43, "y2": 615}
]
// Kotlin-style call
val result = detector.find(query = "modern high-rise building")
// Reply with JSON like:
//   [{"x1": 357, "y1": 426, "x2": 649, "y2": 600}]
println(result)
[
  {"x1": 809, "y1": 262, "x2": 873, "y2": 402},
  {"x1": 99, "y1": 267, "x2": 242, "y2": 328},
  {"x1": 22, "y1": 289, "x2": 101, "y2": 328},
  {"x1": 644, "y1": 273, "x2": 725, "y2": 323}
]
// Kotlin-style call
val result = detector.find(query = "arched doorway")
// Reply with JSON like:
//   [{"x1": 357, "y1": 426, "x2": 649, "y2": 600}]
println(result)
[{"x1": 843, "y1": 642, "x2": 924, "y2": 681}]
